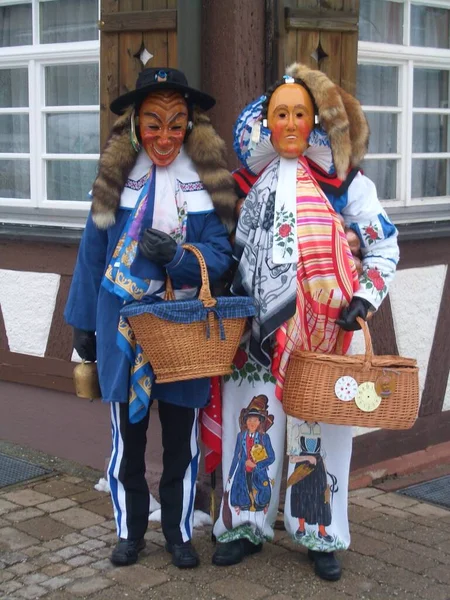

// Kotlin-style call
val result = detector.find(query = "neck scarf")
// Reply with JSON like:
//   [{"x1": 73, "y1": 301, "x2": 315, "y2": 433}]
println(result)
[{"x1": 232, "y1": 156, "x2": 359, "y2": 402}]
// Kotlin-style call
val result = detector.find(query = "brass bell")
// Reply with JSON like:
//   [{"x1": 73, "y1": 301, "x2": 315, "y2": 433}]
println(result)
[{"x1": 73, "y1": 361, "x2": 102, "y2": 400}]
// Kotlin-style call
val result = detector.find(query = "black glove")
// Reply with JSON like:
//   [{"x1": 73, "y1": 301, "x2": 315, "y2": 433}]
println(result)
[
  {"x1": 336, "y1": 297, "x2": 373, "y2": 331},
  {"x1": 138, "y1": 228, "x2": 178, "y2": 265},
  {"x1": 73, "y1": 328, "x2": 97, "y2": 362}
]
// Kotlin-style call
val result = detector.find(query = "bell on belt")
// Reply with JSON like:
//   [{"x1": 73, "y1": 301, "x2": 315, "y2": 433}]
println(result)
[{"x1": 73, "y1": 361, "x2": 102, "y2": 400}]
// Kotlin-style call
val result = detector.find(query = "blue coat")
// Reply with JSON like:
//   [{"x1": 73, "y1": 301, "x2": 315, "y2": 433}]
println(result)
[
  {"x1": 64, "y1": 208, "x2": 233, "y2": 408},
  {"x1": 229, "y1": 431, "x2": 275, "y2": 510}
]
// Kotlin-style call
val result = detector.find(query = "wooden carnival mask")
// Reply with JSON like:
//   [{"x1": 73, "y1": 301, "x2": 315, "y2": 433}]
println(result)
[
  {"x1": 267, "y1": 83, "x2": 315, "y2": 159},
  {"x1": 138, "y1": 90, "x2": 189, "y2": 167}
]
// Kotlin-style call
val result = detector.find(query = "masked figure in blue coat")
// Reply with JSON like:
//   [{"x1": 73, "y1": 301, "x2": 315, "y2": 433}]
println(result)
[{"x1": 64, "y1": 67, "x2": 237, "y2": 569}]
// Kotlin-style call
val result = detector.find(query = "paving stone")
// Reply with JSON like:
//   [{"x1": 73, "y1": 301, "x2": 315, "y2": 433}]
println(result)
[
  {"x1": 20, "y1": 572, "x2": 49, "y2": 586},
  {"x1": 151, "y1": 580, "x2": 224, "y2": 600},
  {"x1": 0, "y1": 527, "x2": 38, "y2": 550},
  {"x1": 41, "y1": 563, "x2": 73, "y2": 577},
  {"x1": 100, "y1": 520, "x2": 117, "y2": 530},
  {"x1": 80, "y1": 525, "x2": 110, "y2": 538},
  {"x1": 107, "y1": 564, "x2": 169, "y2": 590},
  {"x1": 0, "y1": 580, "x2": 23, "y2": 594},
  {"x1": 51, "y1": 507, "x2": 105, "y2": 529},
  {"x1": 348, "y1": 504, "x2": 380, "y2": 524},
  {"x1": 77, "y1": 539, "x2": 106, "y2": 552},
  {"x1": 372, "y1": 564, "x2": 433, "y2": 596},
  {"x1": 42, "y1": 575, "x2": 74, "y2": 591},
  {"x1": 209, "y1": 577, "x2": 271, "y2": 600},
  {"x1": 0, "y1": 550, "x2": 29, "y2": 566},
  {"x1": 61, "y1": 476, "x2": 85, "y2": 484},
  {"x1": 22, "y1": 544, "x2": 47, "y2": 558},
  {"x1": 68, "y1": 576, "x2": 113, "y2": 596},
  {"x1": 90, "y1": 558, "x2": 115, "y2": 570},
  {"x1": 66, "y1": 554, "x2": 96, "y2": 567},
  {"x1": 334, "y1": 570, "x2": 382, "y2": 598},
  {"x1": 32, "y1": 552, "x2": 64, "y2": 567},
  {"x1": 2, "y1": 489, "x2": 54, "y2": 507},
  {"x1": 378, "y1": 546, "x2": 438, "y2": 573},
  {"x1": 90, "y1": 547, "x2": 112, "y2": 560},
  {"x1": 55, "y1": 545, "x2": 84, "y2": 560},
  {"x1": 341, "y1": 550, "x2": 385, "y2": 577},
  {"x1": 16, "y1": 515, "x2": 75, "y2": 541},
  {"x1": 43, "y1": 538, "x2": 68, "y2": 551},
  {"x1": 372, "y1": 505, "x2": 411, "y2": 519},
  {"x1": 375, "y1": 492, "x2": 420, "y2": 509},
  {"x1": 349, "y1": 488, "x2": 387, "y2": 499},
  {"x1": 0, "y1": 570, "x2": 15, "y2": 583},
  {"x1": 362, "y1": 515, "x2": 412, "y2": 534},
  {"x1": 88, "y1": 585, "x2": 138, "y2": 600},
  {"x1": 424, "y1": 564, "x2": 450, "y2": 585},
  {"x1": 36, "y1": 498, "x2": 77, "y2": 513},
  {"x1": 7, "y1": 561, "x2": 39, "y2": 576},
  {"x1": 15, "y1": 583, "x2": 48, "y2": 598},
  {"x1": 67, "y1": 566, "x2": 98, "y2": 579},
  {"x1": 81, "y1": 497, "x2": 114, "y2": 518},
  {"x1": 62, "y1": 532, "x2": 89, "y2": 545},
  {"x1": 71, "y1": 490, "x2": 103, "y2": 504},
  {"x1": 309, "y1": 592, "x2": 354, "y2": 600},
  {"x1": 33, "y1": 479, "x2": 86, "y2": 499},
  {"x1": 404, "y1": 503, "x2": 450, "y2": 519},
  {"x1": 4, "y1": 507, "x2": 45, "y2": 523},
  {"x1": 0, "y1": 498, "x2": 19, "y2": 515},
  {"x1": 395, "y1": 523, "x2": 450, "y2": 548},
  {"x1": 349, "y1": 497, "x2": 383, "y2": 509},
  {"x1": 99, "y1": 532, "x2": 117, "y2": 543}
]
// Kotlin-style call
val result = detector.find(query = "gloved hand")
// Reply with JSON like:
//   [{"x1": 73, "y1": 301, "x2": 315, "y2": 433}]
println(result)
[
  {"x1": 138, "y1": 228, "x2": 178, "y2": 265},
  {"x1": 73, "y1": 328, "x2": 97, "y2": 362},
  {"x1": 336, "y1": 297, "x2": 373, "y2": 331}
]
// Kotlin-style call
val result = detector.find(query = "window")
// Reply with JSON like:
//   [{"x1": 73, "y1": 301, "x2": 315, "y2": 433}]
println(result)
[
  {"x1": 0, "y1": 0, "x2": 100, "y2": 227},
  {"x1": 358, "y1": 0, "x2": 450, "y2": 223}
]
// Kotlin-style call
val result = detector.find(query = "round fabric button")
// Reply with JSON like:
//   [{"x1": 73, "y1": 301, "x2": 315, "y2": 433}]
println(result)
[
  {"x1": 335, "y1": 376, "x2": 358, "y2": 402},
  {"x1": 355, "y1": 381, "x2": 382, "y2": 412}
]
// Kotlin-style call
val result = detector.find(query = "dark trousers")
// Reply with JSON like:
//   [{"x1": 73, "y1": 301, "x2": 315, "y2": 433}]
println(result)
[{"x1": 107, "y1": 401, "x2": 199, "y2": 544}]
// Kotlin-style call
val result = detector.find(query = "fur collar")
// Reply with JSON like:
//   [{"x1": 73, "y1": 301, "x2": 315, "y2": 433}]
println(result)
[{"x1": 91, "y1": 108, "x2": 237, "y2": 232}]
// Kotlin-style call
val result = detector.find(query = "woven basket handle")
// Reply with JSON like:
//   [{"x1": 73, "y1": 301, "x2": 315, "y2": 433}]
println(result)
[
  {"x1": 336, "y1": 317, "x2": 374, "y2": 367},
  {"x1": 163, "y1": 243, "x2": 217, "y2": 308}
]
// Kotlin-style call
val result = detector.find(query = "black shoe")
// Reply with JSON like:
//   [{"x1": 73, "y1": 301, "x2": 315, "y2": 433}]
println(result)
[
  {"x1": 308, "y1": 549, "x2": 342, "y2": 581},
  {"x1": 165, "y1": 541, "x2": 199, "y2": 569},
  {"x1": 212, "y1": 538, "x2": 263, "y2": 566},
  {"x1": 110, "y1": 538, "x2": 146, "y2": 566}
]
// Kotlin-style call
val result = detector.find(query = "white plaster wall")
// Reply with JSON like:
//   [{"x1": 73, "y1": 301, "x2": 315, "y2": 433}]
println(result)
[
  {"x1": 443, "y1": 373, "x2": 450, "y2": 411},
  {"x1": 0, "y1": 270, "x2": 60, "y2": 356},
  {"x1": 389, "y1": 265, "x2": 447, "y2": 395}
]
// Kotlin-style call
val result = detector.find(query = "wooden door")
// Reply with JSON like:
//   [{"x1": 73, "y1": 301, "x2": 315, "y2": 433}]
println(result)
[
  {"x1": 266, "y1": 0, "x2": 360, "y2": 94},
  {"x1": 99, "y1": 0, "x2": 178, "y2": 147}
]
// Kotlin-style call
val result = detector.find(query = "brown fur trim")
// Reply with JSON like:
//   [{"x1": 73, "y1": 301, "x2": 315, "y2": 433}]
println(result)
[
  {"x1": 91, "y1": 107, "x2": 237, "y2": 232},
  {"x1": 91, "y1": 107, "x2": 137, "y2": 228},
  {"x1": 285, "y1": 63, "x2": 368, "y2": 179},
  {"x1": 185, "y1": 109, "x2": 238, "y2": 233}
]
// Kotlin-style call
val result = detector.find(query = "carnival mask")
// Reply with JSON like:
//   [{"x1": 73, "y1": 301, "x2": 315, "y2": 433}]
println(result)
[
  {"x1": 138, "y1": 90, "x2": 189, "y2": 167},
  {"x1": 267, "y1": 83, "x2": 315, "y2": 159}
]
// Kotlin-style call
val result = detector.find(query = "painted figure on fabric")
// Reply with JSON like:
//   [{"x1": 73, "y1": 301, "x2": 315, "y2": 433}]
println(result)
[
  {"x1": 228, "y1": 395, "x2": 275, "y2": 515},
  {"x1": 212, "y1": 63, "x2": 399, "y2": 582},
  {"x1": 65, "y1": 67, "x2": 237, "y2": 570},
  {"x1": 287, "y1": 420, "x2": 334, "y2": 544}
]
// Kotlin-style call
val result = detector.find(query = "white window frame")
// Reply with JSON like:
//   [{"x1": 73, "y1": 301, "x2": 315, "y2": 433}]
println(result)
[
  {"x1": 358, "y1": 0, "x2": 450, "y2": 223},
  {"x1": 0, "y1": 0, "x2": 100, "y2": 228}
]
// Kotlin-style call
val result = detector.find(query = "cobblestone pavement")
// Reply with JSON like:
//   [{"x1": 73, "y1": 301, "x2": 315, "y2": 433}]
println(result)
[{"x1": 1, "y1": 474, "x2": 450, "y2": 600}]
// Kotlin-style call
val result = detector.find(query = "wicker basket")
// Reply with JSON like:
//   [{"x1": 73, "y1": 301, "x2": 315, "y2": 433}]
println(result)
[
  {"x1": 283, "y1": 318, "x2": 419, "y2": 430},
  {"x1": 124, "y1": 244, "x2": 254, "y2": 384}
]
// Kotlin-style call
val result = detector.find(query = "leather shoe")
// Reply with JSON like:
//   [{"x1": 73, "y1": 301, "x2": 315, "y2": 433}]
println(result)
[
  {"x1": 212, "y1": 538, "x2": 263, "y2": 566},
  {"x1": 110, "y1": 538, "x2": 146, "y2": 566},
  {"x1": 165, "y1": 541, "x2": 199, "y2": 568},
  {"x1": 308, "y1": 549, "x2": 342, "y2": 581}
]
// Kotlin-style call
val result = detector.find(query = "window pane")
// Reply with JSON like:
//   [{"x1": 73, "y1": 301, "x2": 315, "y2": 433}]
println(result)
[
  {"x1": 361, "y1": 160, "x2": 397, "y2": 200},
  {"x1": 0, "y1": 115, "x2": 29, "y2": 153},
  {"x1": 46, "y1": 64, "x2": 99, "y2": 106},
  {"x1": 413, "y1": 115, "x2": 450, "y2": 153},
  {"x1": 359, "y1": 0, "x2": 403, "y2": 44},
  {"x1": 357, "y1": 65, "x2": 398, "y2": 107},
  {"x1": 46, "y1": 114, "x2": 99, "y2": 154},
  {"x1": 366, "y1": 113, "x2": 397, "y2": 154},
  {"x1": 0, "y1": 69, "x2": 28, "y2": 108},
  {"x1": 0, "y1": 4, "x2": 32, "y2": 47},
  {"x1": 40, "y1": 0, "x2": 99, "y2": 44},
  {"x1": 0, "y1": 160, "x2": 30, "y2": 198},
  {"x1": 414, "y1": 69, "x2": 449, "y2": 109},
  {"x1": 46, "y1": 160, "x2": 98, "y2": 201},
  {"x1": 411, "y1": 4, "x2": 450, "y2": 49},
  {"x1": 412, "y1": 159, "x2": 450, "y2": 197}
]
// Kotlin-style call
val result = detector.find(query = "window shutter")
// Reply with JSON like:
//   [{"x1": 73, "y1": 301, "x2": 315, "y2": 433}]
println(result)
[
  {"x1": 99, "y1": 0, "x2": 177, "y2": 147},
  {"x1": 267, "y1": 1, "x2": 360, "y2": 94}
]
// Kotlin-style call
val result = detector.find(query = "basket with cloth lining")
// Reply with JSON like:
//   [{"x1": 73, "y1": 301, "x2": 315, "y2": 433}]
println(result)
[
  {"x1": 121, "y1": 243, "x2": 255, "y2": 383},
  {"x1": 282, "y1": 318, "x2": 419, "y2": 430}
]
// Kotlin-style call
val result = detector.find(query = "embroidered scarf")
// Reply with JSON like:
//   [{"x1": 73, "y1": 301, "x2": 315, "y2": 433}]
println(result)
[{"x1": 232, "y1": 156, "x2": 359, "y2": 401}]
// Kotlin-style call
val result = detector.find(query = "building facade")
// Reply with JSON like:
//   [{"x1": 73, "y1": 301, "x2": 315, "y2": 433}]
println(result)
[{"x1": 0, "y1": 0, "x2": 449, "y2": 474}]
